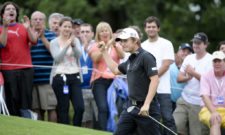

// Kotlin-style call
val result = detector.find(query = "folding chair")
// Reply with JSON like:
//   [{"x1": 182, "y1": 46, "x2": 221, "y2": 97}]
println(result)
[{"x1": 0, "y1": 72, "x2": 9, "y2": 115}]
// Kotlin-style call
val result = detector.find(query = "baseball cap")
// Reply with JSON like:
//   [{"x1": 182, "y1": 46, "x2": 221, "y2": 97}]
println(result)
[
  {"x1": 179, "y1": 43, "x2": 193, "y2": 53},
  {"x1": 72, "y1": 18, "x2": 84, "y2": 25},
  {"x1": 191, "y1": 32, "x2": 208, "y2": 43},
  {"x1": 115, "y1": 28, "x2": 140, "y2": 41},
  {"x1": 212, "y1": 51, "x2": 225, "y2": 60}
]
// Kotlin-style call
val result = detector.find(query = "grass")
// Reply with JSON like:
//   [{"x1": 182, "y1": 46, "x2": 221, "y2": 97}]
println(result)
[{"x1": 0, "y1": 115, "x2": 111, "y2": 135}]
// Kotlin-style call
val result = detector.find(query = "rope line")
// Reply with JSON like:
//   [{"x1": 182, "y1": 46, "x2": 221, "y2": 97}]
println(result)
[{"x1": 0, "y1": 63, "x2": 127, "y2": 78}]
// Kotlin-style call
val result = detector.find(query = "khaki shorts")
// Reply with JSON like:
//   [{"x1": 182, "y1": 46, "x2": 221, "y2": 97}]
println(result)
[
  {"x1": 32, "y1": 84, "x2": 57, "y2": 110},
  {"x1": 173, "y1": 97, "x2": 207, "y2": 135},
  {"x1": 199, "y1": 107, "x2": 225, "y2": 128},
  {"x1": 82, "y1": 89, "x2": 98, "y2": 122}
]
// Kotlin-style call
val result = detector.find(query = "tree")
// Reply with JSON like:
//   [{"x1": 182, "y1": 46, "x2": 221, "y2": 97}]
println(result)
[{"x1": 5, "y1": 0, "x2": 225, "y2": 52}]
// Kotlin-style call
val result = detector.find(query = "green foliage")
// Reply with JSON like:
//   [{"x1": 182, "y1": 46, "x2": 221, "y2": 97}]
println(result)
[{"x1": 4, "y1": 0, "x2": 225, "y2": 52}]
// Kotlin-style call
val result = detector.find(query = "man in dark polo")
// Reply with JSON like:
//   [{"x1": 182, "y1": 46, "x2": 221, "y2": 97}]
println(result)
[{"x1": 98, "y1": 27, "x2": 161, "y2": 135}]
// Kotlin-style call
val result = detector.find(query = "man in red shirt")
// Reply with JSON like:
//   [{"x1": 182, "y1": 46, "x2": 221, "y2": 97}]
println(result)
[{"x1": 0, "y1": 1, "x2": 37, "y2": 118}]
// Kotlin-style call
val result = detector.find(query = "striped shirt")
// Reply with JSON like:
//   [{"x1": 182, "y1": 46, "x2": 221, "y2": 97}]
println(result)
[{"x1": 31, "y1": 29, "x2": 56, "y2": 84}]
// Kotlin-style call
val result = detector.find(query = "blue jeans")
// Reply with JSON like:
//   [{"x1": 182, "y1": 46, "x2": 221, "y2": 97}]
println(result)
[
  {"x1": 157, "y1": 94, "x2": 177, "y2": 135},
  {"x1": 92, "y1": 78, "x2": 113, "y2": 131},
  {"x1": 114, "y1": 99, "x2": 161, "y2": 135}
]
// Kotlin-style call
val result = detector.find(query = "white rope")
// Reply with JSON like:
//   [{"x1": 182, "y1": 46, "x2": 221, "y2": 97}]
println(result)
[
  {"x1": 0, "y1": 63, "x2": 127, "y2": 116},
  {"x1": 0, "y1": 63, "x2": 127, "y2": 78}
]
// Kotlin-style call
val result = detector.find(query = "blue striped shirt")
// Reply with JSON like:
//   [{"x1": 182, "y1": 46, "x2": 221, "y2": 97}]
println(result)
[{"x1": 31, "y1": 30, "x2": 56, "y2": 84}]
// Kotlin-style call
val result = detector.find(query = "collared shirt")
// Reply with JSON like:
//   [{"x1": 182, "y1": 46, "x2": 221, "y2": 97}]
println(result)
[
  {"x1": 200, "y1": 70, "x2": 225, "y2": 107},
  {"x1": 31, "y1": 29, "x2": 56, "y2": 84},
  {"x1": 118, "y1": 47, "x2": 158, "y2": 101}
]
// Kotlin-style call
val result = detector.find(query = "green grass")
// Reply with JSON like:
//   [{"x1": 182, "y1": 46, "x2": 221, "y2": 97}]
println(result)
[{"x1": 0, "y1": 115, "x2": 111, "y2": 135}]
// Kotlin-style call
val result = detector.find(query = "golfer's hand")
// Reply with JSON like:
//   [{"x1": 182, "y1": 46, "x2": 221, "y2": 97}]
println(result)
[{"x1": 138, "y1": 104, "x2": 149, "y2": 116}]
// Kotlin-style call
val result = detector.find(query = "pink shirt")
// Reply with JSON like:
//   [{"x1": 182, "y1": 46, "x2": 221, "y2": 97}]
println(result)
[
  {"x1": 89, "y1": 43, "x2": 121, "y2": 83},
  {"x1": 200, "y1": 70, "x2": 225, "y2": 107}
]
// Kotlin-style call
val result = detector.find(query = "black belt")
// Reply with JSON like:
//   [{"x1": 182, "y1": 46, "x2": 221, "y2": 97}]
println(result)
[{"x1": 129, "y1": 99, "x2": 144, "y2": 107}]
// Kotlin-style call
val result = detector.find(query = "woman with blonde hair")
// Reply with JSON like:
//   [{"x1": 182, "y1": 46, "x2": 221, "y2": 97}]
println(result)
[{"x1": 88, "y1": 22, "x2": 124, "y2": 130}]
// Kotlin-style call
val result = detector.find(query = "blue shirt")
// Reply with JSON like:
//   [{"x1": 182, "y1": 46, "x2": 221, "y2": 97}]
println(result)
[
  {"x1": 79, "y1": 42, "x2": 94, "y2": 89},
  {"x1": 31, "y1": 30, "x2": 56, "y2": 84},
  {"x1": 170, "y1": 63, "x2": 186, "y2": 102}
]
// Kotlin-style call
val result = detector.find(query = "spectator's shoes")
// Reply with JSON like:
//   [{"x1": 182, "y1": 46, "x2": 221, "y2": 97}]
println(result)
[{"x1": 28, "y1": 110, "x2": 38, "y2": 120}]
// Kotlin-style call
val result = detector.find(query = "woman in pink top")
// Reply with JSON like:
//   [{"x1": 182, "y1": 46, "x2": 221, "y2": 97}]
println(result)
[{"x1": 88, "y1": 22, "x2": 124, "y2": 130}]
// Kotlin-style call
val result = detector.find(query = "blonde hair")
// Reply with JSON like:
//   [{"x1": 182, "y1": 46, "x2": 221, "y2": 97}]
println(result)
[{"x1": 95, "y1": 22, "x2": 113, "y2": 42}]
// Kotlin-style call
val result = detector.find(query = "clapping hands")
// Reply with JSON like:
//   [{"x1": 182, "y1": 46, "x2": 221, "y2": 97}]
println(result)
[
  {"x1": 97, "y1": 41, "x2": 106, "y2": 52},
  {"x1": 184, "y1": 64, "x2": 194, "y2": 80},
  {"x1": 98, "y1": 37, "x2": 116, "y2": 52},
  {"x1": 22, "y1": 16, "x2": 31, "y2": 29},
  {"x1": 2, "y1": 15, "x2": 10, "y2": 27},
  {"x1": 65, "y1": 35, "x2": 75, "y2": 47}
]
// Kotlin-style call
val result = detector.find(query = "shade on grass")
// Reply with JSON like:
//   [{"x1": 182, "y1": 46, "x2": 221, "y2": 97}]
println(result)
[{"x1": 0, "y1": 115, "x2": 111, "y2": 135}]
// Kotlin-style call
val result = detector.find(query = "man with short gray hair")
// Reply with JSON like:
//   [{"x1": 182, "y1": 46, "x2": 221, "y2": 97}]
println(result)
[
  {"x1": 31, "y1": 11, "x2": 57, "y2": 122},
  {"x1": 48, "y1": 13, "x2": 63, "y2": 36}
]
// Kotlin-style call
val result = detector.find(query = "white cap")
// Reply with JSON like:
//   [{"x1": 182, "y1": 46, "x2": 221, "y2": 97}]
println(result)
[
  {"x1": 212, "y1": 51, "x2": 225, "y2": 60},
  {"x1": 115, "y1": 28, "x2": 139, "y2": 41}
]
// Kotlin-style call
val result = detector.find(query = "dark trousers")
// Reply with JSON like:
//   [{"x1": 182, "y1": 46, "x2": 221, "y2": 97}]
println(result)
[
  {"x1": 157, "y1": 94, "x2": 177, "y2": 135},
  {"x1": 92, "y1": 78, "x2": 113, "y2": 131},
  {"x1": 114, "y1": 100, "x2": 161, "y2": 135},
  {"x1": 52, "y1": 73, "x2": 84, "y2": 126},
  {"x1": 2, "y1": 68, "x2": 33, "y2": 116},
  {"x1": 172, "y1": 101, "x2": 176, "y2": 112}
]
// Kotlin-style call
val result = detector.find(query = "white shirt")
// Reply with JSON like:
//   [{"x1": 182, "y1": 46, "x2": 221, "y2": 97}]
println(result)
[
  {"x1": 180, "y1": 53, "x2": 213, "y2": 105},
  {"x1": 142, "y1": 37, "x2": 175, "y2": 94}
]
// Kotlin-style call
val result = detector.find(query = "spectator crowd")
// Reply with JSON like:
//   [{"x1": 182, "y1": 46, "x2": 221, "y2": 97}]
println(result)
[{"x1": 0, "y1": 1, "x2": 225, "y2": 135}]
